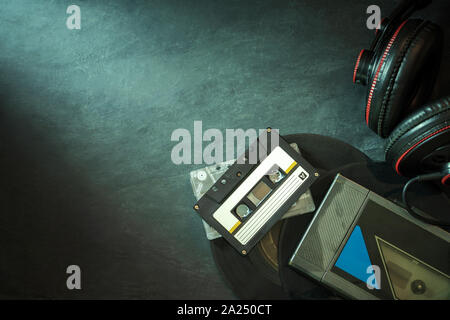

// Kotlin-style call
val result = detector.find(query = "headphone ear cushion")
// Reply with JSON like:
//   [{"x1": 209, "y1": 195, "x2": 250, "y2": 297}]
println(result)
[
  {"x1": 385, "y1": 97, "x2": 450, "y2": 176},
  {"x1": 366, "y1": 19, "x2": 443, "y2": 138}
]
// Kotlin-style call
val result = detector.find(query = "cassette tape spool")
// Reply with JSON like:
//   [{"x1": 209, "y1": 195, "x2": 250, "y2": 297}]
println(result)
[{"x1": 193, "y1": 129, "x2": 319, "y2": 255}]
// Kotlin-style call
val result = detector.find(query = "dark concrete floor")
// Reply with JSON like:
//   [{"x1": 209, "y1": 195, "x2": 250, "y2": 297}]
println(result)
[{"x1": 0, "y1": 0, "x2": 448, "y2": 299}]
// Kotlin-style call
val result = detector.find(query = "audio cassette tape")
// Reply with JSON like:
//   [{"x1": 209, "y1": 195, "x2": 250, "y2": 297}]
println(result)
[
  {"x1": 193, "y1": 129, "x2": 319, "y2": 255},
  {"x1": 189, "y1": 142, "x2": 316, "y2": 240}
]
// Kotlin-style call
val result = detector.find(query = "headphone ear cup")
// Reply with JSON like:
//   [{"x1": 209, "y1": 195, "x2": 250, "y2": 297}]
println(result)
[
  {"x1": 385, "y1": 97, "x2": 450, "y2": 177},
  {"x1": 365, "y1": 19, "x2": 443, "y2": 138}
]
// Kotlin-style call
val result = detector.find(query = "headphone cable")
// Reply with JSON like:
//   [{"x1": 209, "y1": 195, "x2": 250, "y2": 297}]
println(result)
[{"x1": 402, "y1": 174, "x2": 450, "y2": 228}]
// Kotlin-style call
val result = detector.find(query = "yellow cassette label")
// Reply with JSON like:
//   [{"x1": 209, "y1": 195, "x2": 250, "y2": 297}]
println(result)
[
  {"x1": 229, "y1": 221, "x2": 241, "y2": 233},
  {"x1": 285, "y1": 161, "x2": 297, "y2": 174}
]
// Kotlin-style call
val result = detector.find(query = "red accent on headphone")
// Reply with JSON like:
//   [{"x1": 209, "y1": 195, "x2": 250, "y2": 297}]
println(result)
[
  {"x1": 442, "y1": 174, "x2": 450, "y2": 185},
  {"x1": 395, "y1": 126, "x2": 450, "y2": 175},
  {"x1": 353, "y1": 49, "x2": 365, "y2": 83},
  {"x1": 366, "y1": 20, "x2": 409, "y2": 125}
]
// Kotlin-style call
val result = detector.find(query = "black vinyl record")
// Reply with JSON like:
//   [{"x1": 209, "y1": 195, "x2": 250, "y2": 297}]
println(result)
[
  {"x1": 211, "y1": 220, "x2": 289, "y2": 299},
  {"x1": 210, "y1": 134, "x2": 370, "y2": 299}
]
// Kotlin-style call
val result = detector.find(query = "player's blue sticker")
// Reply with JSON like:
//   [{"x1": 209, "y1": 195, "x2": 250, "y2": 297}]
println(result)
[{"x1": 335, "y1": 225, "x2": 379, "y2": 289}]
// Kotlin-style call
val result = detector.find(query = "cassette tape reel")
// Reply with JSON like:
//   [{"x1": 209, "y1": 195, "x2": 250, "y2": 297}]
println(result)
[{"x1": 194, "y1": 129, "x2": 319, "y2": 255}]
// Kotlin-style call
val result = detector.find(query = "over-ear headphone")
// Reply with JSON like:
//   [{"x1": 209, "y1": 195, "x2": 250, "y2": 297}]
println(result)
[
  {"x1": 353, "y1": 0, "x2": 450, "y2": 225},
  {"x1": 353, "y1": 0, "x2": 449, "y2": 181}
]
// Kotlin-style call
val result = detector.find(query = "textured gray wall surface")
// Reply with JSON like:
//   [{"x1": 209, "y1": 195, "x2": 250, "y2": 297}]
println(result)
[{"x1": 0, "y1": 0, "x2": 448, "y2": 299}]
